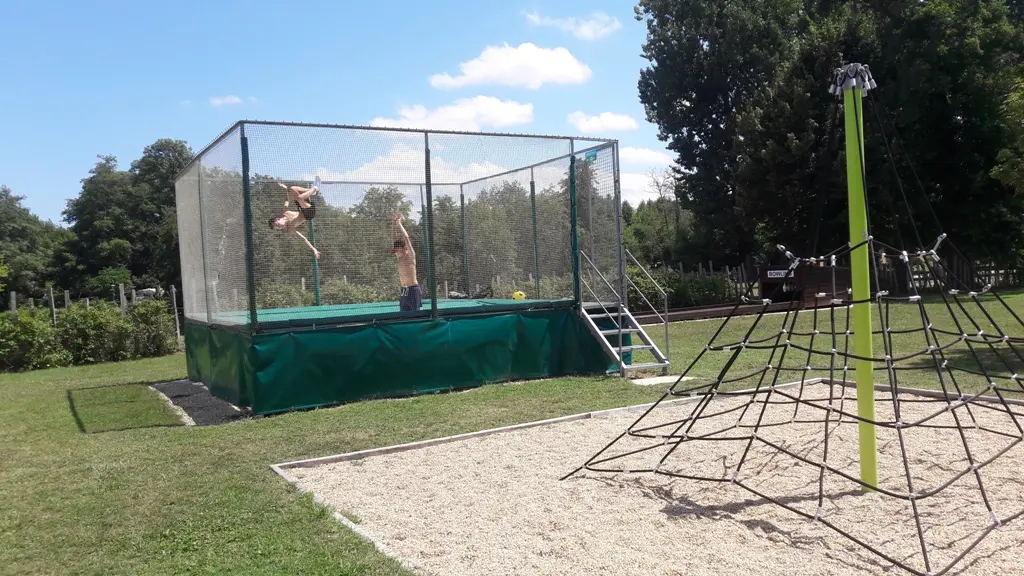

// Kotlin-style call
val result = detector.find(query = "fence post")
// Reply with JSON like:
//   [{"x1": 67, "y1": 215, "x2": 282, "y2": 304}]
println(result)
[
  {"x1": 47, "y1": 287, "x2": 56, "y2": 326},
  {"x1": 131, "y1": 289, "x2": 137, "y2": 304},
  {"x1": 9, "y1": 291, "x2": 16, "y2": 319},
  {"x1": 64, "y1": 290, "x2": 70, "y2": 309},
  {"x1": 170, "y1": 285, "x2": 180, "y2": 338},
  {"x1": 118, "y1": 284, "x2": 127, "y2": 317},
  {"x1": 85, "y1": 298, "x2": 90, "y2": 312}
]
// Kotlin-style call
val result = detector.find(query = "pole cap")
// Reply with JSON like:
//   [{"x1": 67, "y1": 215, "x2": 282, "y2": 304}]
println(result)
[{"x1": 829, "y1": 63, "x2": 876, "y2": 96}]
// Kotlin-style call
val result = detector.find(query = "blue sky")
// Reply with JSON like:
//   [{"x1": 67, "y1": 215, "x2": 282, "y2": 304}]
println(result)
[{"x1": 0, "y1": 0, "x2": 675, "y2": 224}]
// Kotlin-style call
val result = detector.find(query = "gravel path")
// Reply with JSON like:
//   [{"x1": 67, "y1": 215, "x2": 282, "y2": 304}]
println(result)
[{"x1": 288, "y1": 385, "x2": 1024, "y2": 576}]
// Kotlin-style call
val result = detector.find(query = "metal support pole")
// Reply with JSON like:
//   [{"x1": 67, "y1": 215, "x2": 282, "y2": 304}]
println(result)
[
  {"x1": 171, "y1": 285, "x2": 180, "y2": 338},
  {"x1": 460, "y1": 185, "x2": 470, "y2": 294},
  {"x1": 240, "y1": 124, "x2": 260, "y2": 330},
  {"x1": 424, "y1": 133, "x2": 437, "y2": 317},
  {"x1": 196, "y1": 158, "x2": 213, "y2": 324},
  {"x1": 308, "y1": 218, "x2": 321, "y2": 306},
  {"x1": 834, "y1": 63, "x2": 878, "y2": 491},
  {"x1": 530, "y1": 169, "x2": 541, "y2": 299},
  {"x1": 569, "y1": 140, "x2": 581, "y2": 305}
]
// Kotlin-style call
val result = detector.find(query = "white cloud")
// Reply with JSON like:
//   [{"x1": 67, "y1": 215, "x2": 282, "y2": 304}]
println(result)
[
  {"x1": 307, "y1": 142, "x2": 507, "y2": 186},
  {"x1": 208, "y1": 95, "x2": 243, "y2": 107},
  {"x1": 248, "y1": 96, "x2": 259, "y2": 104},
  {"x1": 524, "y1": 10, "x2": 622, "y2": 40},
  {"x1": 567, "y1": 111, "x2": 638, "y2": 133},
  {"x1": 429, "y1": 43, "x2": 592, "y2": 90},
  {"x1": 369, "y1": 96, "x2": 533, "y2": 132},
  {"x1": 619, "y1": 146, "x2": 672, "y2": 167},
  {"x1": 620, "y1": 172, "x2": 661, "y2": 206}
]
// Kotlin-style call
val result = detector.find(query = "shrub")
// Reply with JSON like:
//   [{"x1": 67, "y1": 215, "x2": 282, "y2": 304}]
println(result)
[
  {"x1": 257, "y1": 284, "x2": 315, "y2": 310},
  {"x1": 0, "y1": 297, "x2": 179, "y2": 372},
  {"x1": 57, "y1": 301, "x2": 133, "y2": 364},
  {"x1": 0, "y1": 310, "x2": 72, "y2": 372},
  {"x1": 319, "y1": 280, "x2": 389, "y2": 305},
  {"x1": 129, "y1": 300, "x2": 177, "y2": 358}
]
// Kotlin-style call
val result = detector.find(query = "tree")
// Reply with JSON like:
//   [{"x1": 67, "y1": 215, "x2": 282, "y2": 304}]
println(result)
[
  {"x1": 994, "y1": 79, "x2": 1024, "y2": 196},
  {"x1": 130, "y1": 139, "x2": 194, "y2": 289},
  {"x1": 0, "y1": 185, "x2": 70, "y2": 301},
  {"x1": 0, "y1": 254, "x2": 8, "y2": 294},
  {"x1": 634, "y1": 0, "x2": 804, "y2": 265},
  {"x1": 636, "y1": 0, "x2": 1024, "y2": 266},
  {"x1": 60, "y1": 140, "x2": 194, "y2": 294}
]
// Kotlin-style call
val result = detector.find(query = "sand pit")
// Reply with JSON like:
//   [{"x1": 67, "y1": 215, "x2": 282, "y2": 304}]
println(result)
[{"x1": 277, "y1": 382, "x2": 1024, "y2": 576}]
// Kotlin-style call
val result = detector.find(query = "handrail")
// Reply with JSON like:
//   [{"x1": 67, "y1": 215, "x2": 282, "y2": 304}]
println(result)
[
  {"x1": 580, "y1": 249, "x2": 626, "y2": 369},
  {"x1": 624, "y1": 248, "x2": 670, "y2": 364}
]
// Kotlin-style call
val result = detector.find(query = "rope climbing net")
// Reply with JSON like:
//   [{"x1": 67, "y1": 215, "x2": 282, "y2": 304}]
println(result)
[{"x1": 563, "y1": 66, "x2": 1024, "y2": 576}]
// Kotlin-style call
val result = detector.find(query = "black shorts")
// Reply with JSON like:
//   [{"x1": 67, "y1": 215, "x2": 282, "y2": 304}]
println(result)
[
  {"x1": 299, "y1": 201, "x2": 315, "y2": 220},
  {"x1": 399, "y1": 284, "x2": 422, "y2": 311}
]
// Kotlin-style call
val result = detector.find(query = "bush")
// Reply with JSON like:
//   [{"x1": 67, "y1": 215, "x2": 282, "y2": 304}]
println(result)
[
  {"x1": 627, "y1": 266, "x2": 737, "y2": 311},
  {"x1": 57, "y1": 301, "x2": 133, "y2": 364},
  {"x1": 0, "y1": 310, "x2": 73, "y2": 372},
  {"x1": 257, "y1": 284, "x2": 315, "y2": 310},
  {"x1": 319, "y1": 280, "x2": 389, "y2": 305},
  {"x1": 0, "y1": 297, "x2": 179, "y2": 372},
  {"x1": 129, "y1": 300, "x2": 177, "y2": 358}
]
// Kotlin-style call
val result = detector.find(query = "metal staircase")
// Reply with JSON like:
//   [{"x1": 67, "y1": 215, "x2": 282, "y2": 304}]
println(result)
[{"x1": 579, "y1": 250, "x2": 670, "y2": 376}]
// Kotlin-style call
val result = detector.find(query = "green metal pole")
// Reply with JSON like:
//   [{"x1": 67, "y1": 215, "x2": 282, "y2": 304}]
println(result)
[
  {"x1": 239, "y1": 124, "x2": 259, "y2": 330},
  {"x1": 308, "y1": 218, "x2": 321, "y2": 306},
  {"x1": 423, "y1": 133, "x2": 437, "y2": 317},
  {"x1": 569, "y1": 141, "x2": 581, "y2": 304},
  {"x1": 460, "y1": 185, "x2": 469, "y2": 295},
  {"x1": 837, "y1": 63, "x2": 877, "y2": 491},
  {"x1": 530, "y1": 169, "x2": 541, "y2": 299}
]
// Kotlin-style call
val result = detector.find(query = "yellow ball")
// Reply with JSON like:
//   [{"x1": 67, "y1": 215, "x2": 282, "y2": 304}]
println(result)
[{"x1": 512, "y1": 291, "x2": 526, "y2": 300}]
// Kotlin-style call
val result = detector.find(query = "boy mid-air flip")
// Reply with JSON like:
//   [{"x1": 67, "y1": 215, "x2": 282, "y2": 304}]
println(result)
[
  {"x1": 268, "y1": 177, "x2": 322, "y2": 259},
  {"x1": 391, "y1": 212, "x2": 421, "y2": 311}
]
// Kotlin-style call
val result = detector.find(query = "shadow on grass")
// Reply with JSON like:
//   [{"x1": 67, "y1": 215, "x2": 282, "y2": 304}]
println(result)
[{"x1": 66, "y1": 382, "x2": 184, "y2": 434}]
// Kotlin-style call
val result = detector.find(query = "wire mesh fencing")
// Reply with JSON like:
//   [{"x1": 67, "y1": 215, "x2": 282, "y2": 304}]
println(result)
[{"x1": 175, "y1": 121, "x2": 621, "y2": 331}]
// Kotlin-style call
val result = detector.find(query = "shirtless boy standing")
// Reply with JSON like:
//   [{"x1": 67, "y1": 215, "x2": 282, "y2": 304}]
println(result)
[{"x1": 391, "y1": 213, "x2": 421, "y2": 311}]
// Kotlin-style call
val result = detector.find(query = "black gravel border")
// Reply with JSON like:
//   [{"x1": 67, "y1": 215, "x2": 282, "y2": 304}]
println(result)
[{"x1": 151, "y1": 380, "x2": 250, "y2": 426}]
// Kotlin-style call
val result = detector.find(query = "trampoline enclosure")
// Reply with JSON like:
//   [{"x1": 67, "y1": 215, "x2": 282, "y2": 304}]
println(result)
[{"x1": 175, "y1": 121, "x2": 626, "y2": 414}]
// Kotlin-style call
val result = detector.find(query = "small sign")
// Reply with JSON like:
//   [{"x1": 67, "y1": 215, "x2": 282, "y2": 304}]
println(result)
[
  {"x1": 585, "y1": 150, "x2": 598, "y2": 162},
  {"x1": 767, "y1": 269, "x2": 794, "y2": 279}
]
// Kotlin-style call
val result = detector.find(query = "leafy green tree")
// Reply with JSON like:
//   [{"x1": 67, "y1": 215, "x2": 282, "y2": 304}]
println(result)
[
  {"x1": 130, "y1": 139, "x2": 194, "y2": 289},
  {"x1": 634, "y1": 0, "x2": 804, "y2": 265},
  {"x1": 636, "y1": 0, "x2": 1024, "y2": 266},
  {"x1": 0, "y1": 254, "x2": 8, "y2": 294},
  {"x1": 0, "y1": 186, "x2": 71, "y2": 301},
  {"x1": 994, "y1": 80, "x2": 1024, "y2": 196}
]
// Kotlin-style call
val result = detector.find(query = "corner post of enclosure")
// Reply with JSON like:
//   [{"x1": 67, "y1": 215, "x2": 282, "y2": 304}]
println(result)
[
  {"x1": 460, "y1": 184, "x2": 469, "y2": 295},
  {"x1": 569, "y1": 140, "x2": 582, "y2": 305},
  {"x1": 612, "y1": 142, "x2": 627, "y2": 310},
  {"x1": 239, "y1": 123, "x2": 259, "y2": 330},
  {"x1": 529, "y1": 168, "x2": 541, "y2": 299},
  {"x1": 832, "y1": 62, "x2": 877, "y2": 491},
  {"x1": 196, "y1": 157, "x2": 213, "y2": 325},
  {"x1": 423, "y1": 132, "x2": 437, "y2": 317}
]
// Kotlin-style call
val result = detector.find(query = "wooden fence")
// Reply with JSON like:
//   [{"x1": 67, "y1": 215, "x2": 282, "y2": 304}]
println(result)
[{"x1": 5, "y1": 284, "x2": 182, "y2": 339}]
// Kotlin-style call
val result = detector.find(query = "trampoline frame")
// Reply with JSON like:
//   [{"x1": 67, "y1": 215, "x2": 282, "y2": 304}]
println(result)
[{"x1": 175, "y1": 120, "x2": 628, "y2": 335}]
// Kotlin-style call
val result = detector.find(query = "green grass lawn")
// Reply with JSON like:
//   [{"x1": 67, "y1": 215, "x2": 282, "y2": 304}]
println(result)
[
  {"x1": 2, "y1": 289, "x2": 1021, "y2": 574},
  {"x1": 0, "y1": 355, "x2": 666, "y2": 575}
]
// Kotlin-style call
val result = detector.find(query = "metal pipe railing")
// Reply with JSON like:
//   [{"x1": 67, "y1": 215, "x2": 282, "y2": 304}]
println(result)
[
  {"x1": 624, "y1": 248, "x2": 670, "y2": 363},
  {"x1": 580, "y1": 249, "x2": 625, "y2": 368}
]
